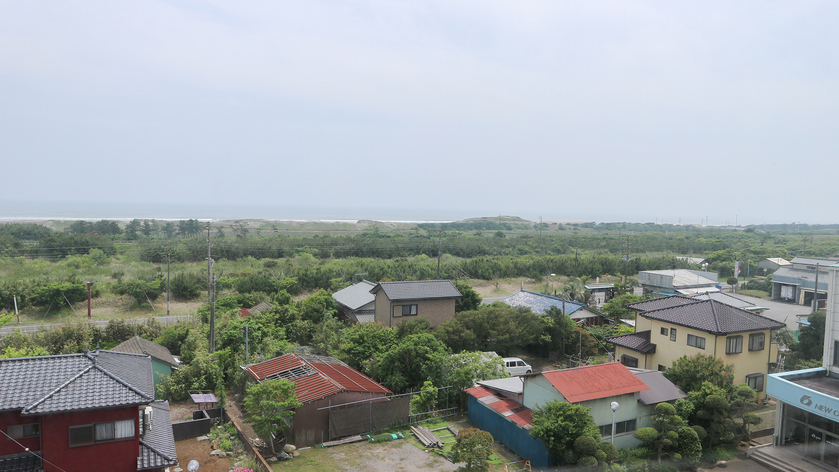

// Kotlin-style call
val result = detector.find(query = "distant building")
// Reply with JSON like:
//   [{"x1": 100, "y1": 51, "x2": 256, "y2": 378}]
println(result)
[
  {"x1": 757, "y1": 257, "x2": 791, "y2": 273},
  {"x1": 332, "y1": 280, "x2": 376, "y2": 323},
  {"x1": 584, "y1": 282, "x2": 615, "y2": 307},
  {"x1": 638, "y1": 269, "x2": 719, "y2": 296},
  {"x1": 690, "y1": 291, "x2": 768, "y2": 314},
  {"x1": 112, "y1": 336, "x2": 179, "y2": 391},
  {"x1": 771, "y1": 256, "x2": 834, "y2": 307},
  {"x1": 501, "y1": 290, "x2": 610, "y2": 326},
  {"x1": 676, "y1": 256, "x2": 710, "y2": 267},
  {"x1": 371, "y1": 280, "x2": 462, "y2": 327}
]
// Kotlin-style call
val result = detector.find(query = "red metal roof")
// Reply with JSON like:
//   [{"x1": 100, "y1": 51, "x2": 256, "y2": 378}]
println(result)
[
  {"x1": 466, "y1": 387, "x2": 533, "y2": 429},
  {"x1": 541, "y1": 362, "x2": 649, "y2": 403},
  {"x1": 464, "y1": 386, "x2": 495, "y2": 399},
  {"x1": 244, "y1": 354, "x2": 390, "y2": 403}
]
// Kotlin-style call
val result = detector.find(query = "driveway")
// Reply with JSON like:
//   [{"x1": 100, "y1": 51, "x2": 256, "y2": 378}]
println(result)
[{"x1": 728, "y1": 292, "x2": 811, "y2": 333}]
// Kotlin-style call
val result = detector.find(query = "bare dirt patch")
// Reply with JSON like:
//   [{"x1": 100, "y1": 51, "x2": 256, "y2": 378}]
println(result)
[{"x1": 175, "y1": 437, "x2": 232, "y2": 472}]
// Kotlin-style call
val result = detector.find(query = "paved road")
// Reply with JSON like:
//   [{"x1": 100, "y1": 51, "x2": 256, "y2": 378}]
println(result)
[
  {"x1": 728, "y1": 291, "x2": 811, "y2": 333},
  {"x1": 0, "y1": 314, "x2": 194, "y2": 337}
]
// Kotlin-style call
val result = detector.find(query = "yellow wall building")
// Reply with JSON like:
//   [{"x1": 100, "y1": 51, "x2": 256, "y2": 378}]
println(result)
[{"x1": 608, "y1": 296, "x2": 784, "y2": 398}]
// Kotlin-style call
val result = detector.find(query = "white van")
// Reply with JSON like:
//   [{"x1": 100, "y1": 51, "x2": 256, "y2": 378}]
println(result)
[{"x1": 503, "y1": 357, "x2": 532, "y2": 376}]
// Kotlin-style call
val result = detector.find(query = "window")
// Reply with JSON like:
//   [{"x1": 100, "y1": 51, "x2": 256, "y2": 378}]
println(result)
[
  {"x1": 834, "y1": 341, "x2": 839, "y2": 366},
  {"x1": 620, "y1": 355, "x2": 638, "y2": 368},
  {"x1": 69, "y1": 425, "x2": 94, "y2": 447},
  {"x1": 7, "y1": 423, "x2": 39, "y2": 439},
  {"x1": 69, "y1": 419, "x2": 134, "y2": 447},
  {"x1": 670, "y1": 328, "x2": 677, "y2": 342},
  {"x1": 599, "y1": 419, "x2": 637, "y2": 437},
  {"x1": 660, "y1": 327, "x2": 668, "y2": 336},
  {"x1": 749, "y1": 333, "x2": 765, "y2": 351},
  {"x1": 394, "y1": 304, "x2": 417, "y2": 317},
  {"x1": 726, "y1": 336, "x2": 743, "y2": 354},
  {"x1": 687, "y1": 334, "x2": 706, "y2": 350},
  {"x1": 746, "y1": 373, "x2": 765, "y2": 392}
]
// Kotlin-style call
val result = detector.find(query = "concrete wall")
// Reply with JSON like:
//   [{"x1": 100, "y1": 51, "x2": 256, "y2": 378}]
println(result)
[{"x1": 171, "y1": 408, "x2": 223, "y2": 441}]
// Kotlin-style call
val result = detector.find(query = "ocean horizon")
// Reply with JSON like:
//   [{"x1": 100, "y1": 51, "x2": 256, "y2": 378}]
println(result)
[{"x1": 0, "y1": 200, "x2": 475, "y2": 223}]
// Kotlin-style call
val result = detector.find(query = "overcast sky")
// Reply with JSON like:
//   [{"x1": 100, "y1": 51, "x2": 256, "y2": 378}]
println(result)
[{"x1": 1, "y1": 1, "x2": 837, "y2": 225}]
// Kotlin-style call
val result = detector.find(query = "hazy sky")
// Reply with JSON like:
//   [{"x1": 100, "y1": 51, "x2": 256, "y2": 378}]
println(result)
[{"x1": 2, "y1": 1, "x2": 837, "y2": 225}]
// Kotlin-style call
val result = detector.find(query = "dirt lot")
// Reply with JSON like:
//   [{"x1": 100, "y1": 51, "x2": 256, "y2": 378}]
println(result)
[{"x1": 175, "y1": 437, "x2": 232, "y2": 472}]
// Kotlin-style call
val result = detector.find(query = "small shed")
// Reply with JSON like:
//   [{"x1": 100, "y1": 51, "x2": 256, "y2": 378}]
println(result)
[{"x1": 189, "y1": 391, "x2": 219, "y2": 410}]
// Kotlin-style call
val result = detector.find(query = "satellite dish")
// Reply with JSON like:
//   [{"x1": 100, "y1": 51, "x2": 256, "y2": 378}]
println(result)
[{"x1": 187, "y1": 460, "x2": 199, "y2": 471}]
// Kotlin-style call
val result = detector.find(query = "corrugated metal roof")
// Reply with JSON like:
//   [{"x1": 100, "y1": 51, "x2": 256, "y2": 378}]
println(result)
[
  {"x1": 465, "y1": 386, "x2": 533, "y2": 429},
  {"x1": 790, "y1": 256, "x2": 838, "y2": 266},
  {"x1": 640, "y1": 269, "x2": 718, "y2": 288},
  {"x1": 691, "y1": 291, "x2": 755, "y2": 309},
  {"x1": 502, "y1": 290, "x2": 586, "y2": 315},
  {"x1": 541, "y1": 363, "x2": 649, "y2": 403},
  {"x1": 371, "y1": 280, "x2": 462, "y2": 301},
  {"x1": 333, "y1": 281, "x2": 377, "y2": 311},
  {"x1": 244, "y1": 354, "x2": 390, "y2": 403},
  {"x1": 640, "y1": 299, "x2": 785, "y2": 335}
]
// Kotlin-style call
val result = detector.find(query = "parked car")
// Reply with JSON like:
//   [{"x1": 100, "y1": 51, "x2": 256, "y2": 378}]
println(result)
[{"x1": 503, "y1": 357, "x2": 532, "y2": 376}]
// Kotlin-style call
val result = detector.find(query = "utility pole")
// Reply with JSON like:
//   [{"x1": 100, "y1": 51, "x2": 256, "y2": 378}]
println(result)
[
  {"x1": 166, "y1": 253, "x2": 170, "y2": 317},
  {"x1": 207, "y1": 225, "x2": 215, "y2": 353},
  {"x1": 86, "y1": 281, "x2": 92, "y2": 319},
  {"x1": 436, "y1": 228, "x2": 442, "y2": 279},
  {"x1": 813, "y1": 263, "x2": 820, "y2": 313}
]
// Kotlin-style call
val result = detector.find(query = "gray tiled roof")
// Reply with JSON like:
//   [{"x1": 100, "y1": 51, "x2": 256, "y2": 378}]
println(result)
[
  {"x1": 113, "y1": 336, "x2": 179, "y2": 368},
  {"x1": 138, "y1": 401, "x2": 178, "y2": 470},
  {"x1": 371, "y1": 280, "x2": 462, "y2": 301},
  {"x1": 629, "y1": 368, "x2": 687, "y2": 405},
  {"x1": 95, "y1": 350, "x2": 155, "y2": 398},
  {"x1": 607, "y1": 331, "x2": 656, "y2": 354},
  {"x1": 627, "y1": 296, "x2": 698, "y2": 312},
  {"x1": 333, "y1": 280, "x2": 376, "y2": 310},
  {"x1": 0, "y1": 351, "x2": 153, "y2": 415},
  {"x1": 0, "y1": 452, "x2": 41, "y2": 472},
  {"x1": 640, "y1": 299, "x2": 785, "y2": 335}
]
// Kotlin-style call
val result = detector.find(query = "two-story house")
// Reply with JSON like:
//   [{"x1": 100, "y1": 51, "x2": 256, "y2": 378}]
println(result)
[
  {"x1": 0, "y1": 350, "x2": 177, "y2": 472},
  {"x1": 371, "y1": 280, "x2": 461, "y2": 327},
  {"x1": 607, "y1": 296, "x2": 784, "y2": 398}
]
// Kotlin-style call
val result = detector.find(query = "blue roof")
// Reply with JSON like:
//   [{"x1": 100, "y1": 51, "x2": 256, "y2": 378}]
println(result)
[{"x1": 501, "y1": 290, "x2": 586, "y2": 315}]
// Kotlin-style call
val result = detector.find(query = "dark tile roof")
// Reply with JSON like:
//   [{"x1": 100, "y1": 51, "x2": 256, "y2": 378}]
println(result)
[
  {"x1": 607, "y1": 330, "x2": 656, "y2": 354},
  {"x1": 371, "y1": 280, "x2": 462, "y2": 301},
  {"x1": 640, "y1": 299, "x2": 785, "y2": 335},
  {"x1": 138, "y1": 401, "x2": 178, "y2": 470},
  {"x1": 112, "y1": 336, "x2": 179, "y2": 368},
  {"x1": 626, "y1": 295, "x2": 698, "y2": 312},
  {"x1": 0, "y1": 351, "x2": 153, "y2": 415},
  {"x1": 94, "y1": 350, "x2": 155, "y2": 398}
]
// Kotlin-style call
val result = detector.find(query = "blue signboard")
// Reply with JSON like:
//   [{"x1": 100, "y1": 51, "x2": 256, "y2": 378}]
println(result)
[{"x1": 768, "y1": 368, "x2": 839, "y2": 420}]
